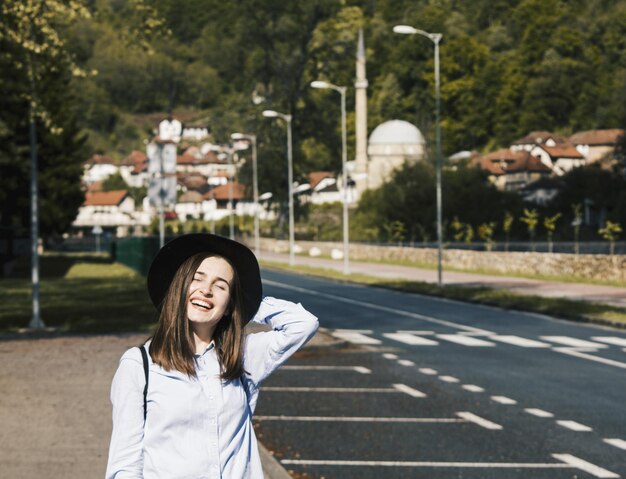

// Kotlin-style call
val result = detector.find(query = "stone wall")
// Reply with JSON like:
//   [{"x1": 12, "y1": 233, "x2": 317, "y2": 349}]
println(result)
[{"x1": 259, "y1": 238, "x2": 625, "y2": 282}]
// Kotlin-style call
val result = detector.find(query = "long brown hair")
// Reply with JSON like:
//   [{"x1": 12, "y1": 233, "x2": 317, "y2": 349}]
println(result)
[{"x1": 149, "y1": 252, "x2": 246, "y2": 380}]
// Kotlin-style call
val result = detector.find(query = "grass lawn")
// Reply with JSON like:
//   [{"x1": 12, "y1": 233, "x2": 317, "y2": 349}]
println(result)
[
  {"x1": 0, "y1": 254, "x2": 156, "y2": 334},
  {"x1": 261, "y1": 260, "x2": 626, "y2": 328}
]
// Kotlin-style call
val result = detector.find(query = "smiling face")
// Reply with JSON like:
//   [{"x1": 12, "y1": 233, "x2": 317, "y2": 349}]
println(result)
[{"x1": 186, "y1": 256, "x2": 235, "y2": 329}]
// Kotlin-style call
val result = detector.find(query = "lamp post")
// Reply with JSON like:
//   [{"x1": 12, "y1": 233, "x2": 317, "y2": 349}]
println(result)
[
  {"x1": 231, "y1": 132, "x2": 259, "y2": 256},
  {"x1": 393, "y1": 24, "x2": 443, "y2": 286},
  {"x1": 210, "y1": 144, "x2": 239, "y2": 240},
  {"x1": 262, "y1": 109, "x2": 294, "y2": 266},
  {"x1": 310, "y1": 80, "x2": 350, "y2": 275}
]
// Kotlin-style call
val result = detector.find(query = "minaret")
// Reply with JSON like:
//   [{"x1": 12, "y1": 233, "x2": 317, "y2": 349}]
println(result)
[{"x1": 354, "y1": 28, "x2": 368, "y2": 193}]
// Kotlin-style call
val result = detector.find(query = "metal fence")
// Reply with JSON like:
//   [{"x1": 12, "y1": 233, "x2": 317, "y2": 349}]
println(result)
[
  {"x1": 353, "y1": 240, "x2": 626, "y2": 255},
  {"x1": 113, "y1": 236, "x2": 162, "y2": 276}
]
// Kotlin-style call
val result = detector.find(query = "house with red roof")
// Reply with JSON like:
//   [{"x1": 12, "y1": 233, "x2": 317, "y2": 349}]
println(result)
[
  {"x1": 472, "y1": 149, "x2": 552, "y2": 192},
  {"x1": 530, "y1": 145, "x2": 585, "y2": 175},
  {"x1": 72, "y1": 190, "x2": 148, "y2": 236},
  {"x1": 120, "y1": 150, "x2": 148, "y2": 188},
  {"x1": 305, "y1": 171, "x2": 343, "y2": 205},
  {"x1": 510, "y1": 131, "x2": 569, "y2": 152},
  {"x1": 569, "y1": 129, "x2": 625, "y2": 163}
]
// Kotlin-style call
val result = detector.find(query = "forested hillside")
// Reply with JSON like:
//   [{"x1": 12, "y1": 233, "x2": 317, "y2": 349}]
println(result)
[
  {"x1": 2, "y1": 0, "x2": 625, "y2": 240},
  {"x1": 66, "y1": 0, "x2": 625, "y2": 161}
]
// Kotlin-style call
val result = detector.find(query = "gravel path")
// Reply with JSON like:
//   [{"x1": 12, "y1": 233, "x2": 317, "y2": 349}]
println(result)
[
  {"x1": 0, "y1": 328, "x2": 336, "y2": 478},
  {"x1": 0, "y1": 333, "x2": 148, "y2": 479}
]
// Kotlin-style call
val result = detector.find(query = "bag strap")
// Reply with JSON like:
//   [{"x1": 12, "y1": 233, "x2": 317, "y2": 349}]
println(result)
[{"x1": 138, "y1": 345, "x2": 149, "y2": 421}]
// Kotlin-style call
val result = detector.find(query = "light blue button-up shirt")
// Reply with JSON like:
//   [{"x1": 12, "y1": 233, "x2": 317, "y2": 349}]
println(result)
[{"x1": 106, "y1": 296, "x2": 318, "y2": 479}]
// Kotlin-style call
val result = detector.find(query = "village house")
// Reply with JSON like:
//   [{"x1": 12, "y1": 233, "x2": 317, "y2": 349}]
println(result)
[
  {"x1": 72, "y1": 190, "x2": 149, "y2": 237},
  {"x1": 569, "y1": 129, "x2": 625, "y2": 164},
  {"x1": 510, "y1": 131, "x2": 569, "y2": 152},
  {"x1": 119, "y1": 150, "x2": 148, "y2": 188},
  {"x1": 82, "y1": 154, "x2": 118, "y2": 185},
  {"x1": 305, "y1": 171, "x2": 342, "y2": 205},
  {"x1": 175, "y1": 190, "x2": 210, "y2": 220},
  {"x1": 181, "y1": 122, "x2": 210, "y2": 142},
  {"x1": 530, "y1": 144, "x2": 585, "y2": 175},
  {"x1": 475, "y1": 129, "x2": 624, "y2": 201},
  {"x1": 473, "y1": 149, "x2": 552, "y2": 192}
]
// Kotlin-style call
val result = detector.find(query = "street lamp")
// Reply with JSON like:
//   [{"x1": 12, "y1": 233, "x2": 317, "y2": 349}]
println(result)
[
  {"x1": 210, "y1": 144, "x2": 244, "y2": 240},
  {"x1": 231, "y1": 132, "x2": 259, "y2": 256},
  {"x1": 262, "y1": 110, "x2": 295, "y2": 266},
  {"x1": 310, "y1": 80, "x2": 350, "y2": 275},
  {"x1": 393, "y1": 24, "x2": 444, "y2": 286}
]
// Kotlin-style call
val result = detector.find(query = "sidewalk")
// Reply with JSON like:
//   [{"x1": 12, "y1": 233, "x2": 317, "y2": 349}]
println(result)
[{"x1": 260, "y1": 251, "x2": 626, "y2": 309}]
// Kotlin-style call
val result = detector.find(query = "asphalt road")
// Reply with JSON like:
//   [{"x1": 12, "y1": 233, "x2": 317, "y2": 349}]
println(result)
[{"x1": 255, "y1": 268, "x2": 626, "y2": 479}]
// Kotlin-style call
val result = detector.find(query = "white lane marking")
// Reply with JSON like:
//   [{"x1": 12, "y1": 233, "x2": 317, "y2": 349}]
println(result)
[
  {"x1": 593, "y1": 336, "x2": 626, "y2": 347},
  {"x1": 557, "y1": 420, "x2": 593, "y2": 432},
  {"x1": 332, "y1": 330, "x2": 381, "y2": 344},
  {"x1": 490, "y1": 335, "x2": 550, "y2": 348},
  {"x1": 552, "y1": 454, "x2": 619, "y2": 478},
  {"x1": 384, "y1": 332, "x2": 438, "y2": 346},
  {"x1": 281, "y1": 459, "x2": 569, "y2": 469},
  {"x1": 382, "y1": 353, "x2": 398, "y2": 359},
  {"x1": 603, "y1": 438, "x2": 626, "y2": 451},
  {"x1": 541, "y1": 336, "x2": 607, "y2": 349},
  {"x1": 263, "y1": 384, "x2": 426, "y2": 398},
  {"x1": 462, "y1": 384, "x2": 485, "y2": 393},
  {"x1": 437, "y1": 334, "x2": 496, "y2": 347},
  {"x1": 491, "y1": 396, "x2": 517, "y2": 405},
  {"x1": 553, "y1": 347, "x2": 626, "y2": 370},
  {"x1": 254, "y1": 415, "x2": 463, "y2": 423},
  {"x1": 262, "y1": 387, "x2": 399, "y2": 393},
  {"x1": 281, "y1": 365, "x2": 371, "y2": 374},
  {"x1": 418, "y1": 368, "x2": 438, "y2": 375},
  {"x1": 398, "y1": 359, "x2": 415, "y2": 367},
  {"x1": 525, "y1": 408, "x2": 554, "y2": 418},
  {"x1": 456, "y1": 412, "x2": 502, "y2": 430},
  {"x1": 439, "y1": 375, "x2": 460, "y2": 383},
  {"x1": 392, "y1": 383, "x2": 427, "y2": 398},
  {"x1": 264, "y1": 279, "x2": 492, "y2": 334}
]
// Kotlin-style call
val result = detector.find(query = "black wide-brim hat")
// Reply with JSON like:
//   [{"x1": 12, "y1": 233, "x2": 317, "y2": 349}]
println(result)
[{"x1": 147, "y1": 233, "x2": 262, "y2": 323}]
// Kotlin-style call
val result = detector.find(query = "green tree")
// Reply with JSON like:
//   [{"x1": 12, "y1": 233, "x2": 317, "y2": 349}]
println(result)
[
  {"x1": 451, "y1": 217, "x2": 465, "y2": 243},
  {"x1": 477, "y1": 222, "x2": 497, "y2": 251},
  {"x1": 543, "y1": 212, "x2": 561, "y2": 253},
  {"x1": 502, "y1": 212, "x2": 514, "y2": 252},
  {"x1": 0, "y1": 0, "x2": 90, "y2": 241},
  {"x1": 520, "y1": 208, "x2": 539, "y2": 251},
  {"x1": 598, "y1": 221, "x2": 622, "y2": 255}
]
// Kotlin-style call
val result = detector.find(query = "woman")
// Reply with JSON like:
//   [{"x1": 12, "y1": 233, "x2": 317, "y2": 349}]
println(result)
[{"x1": 106, "y1": 233, "x2": 318, "y2": 478}]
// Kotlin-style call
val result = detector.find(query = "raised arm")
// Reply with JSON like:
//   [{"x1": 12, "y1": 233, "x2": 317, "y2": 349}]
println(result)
[
  {"x1": 105, "y1": 349, "x2": 145, "y2": 479},
  {"x1": 244, "y1": 296, "x2": 319, "y2": 388}
]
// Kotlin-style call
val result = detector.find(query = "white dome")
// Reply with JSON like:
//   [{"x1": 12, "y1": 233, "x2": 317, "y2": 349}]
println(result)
[{"x1": 369, "y1": 120, "x2": 425, "y2": 145}]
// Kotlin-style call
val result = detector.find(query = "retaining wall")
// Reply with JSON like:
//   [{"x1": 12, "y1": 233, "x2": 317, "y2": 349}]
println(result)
[{"x1": 259, "y1": 238, "x2": 625, "y2": 282}]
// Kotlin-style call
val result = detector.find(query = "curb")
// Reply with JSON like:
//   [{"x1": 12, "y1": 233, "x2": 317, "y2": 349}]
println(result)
[{"x1": 259, "y1": 442, "x2": 292, "y2": 479}]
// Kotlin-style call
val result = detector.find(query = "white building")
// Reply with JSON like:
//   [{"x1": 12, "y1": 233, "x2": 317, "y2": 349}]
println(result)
[
  {"x1": 82, "y1": 155, "x2": 118, "y2": 185},
  {"x1": 530, "y1": 145, "x2": 585, "y2": 175},
  {"x1": 570, "y1": 129, "x2": 625, "y2": 163},
  {"x1": 367, "y1": 120, "x2": 425, "y2": 190},
  {"x1": 73, "y1": 190, "x2": 149, "y2": 237}
]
